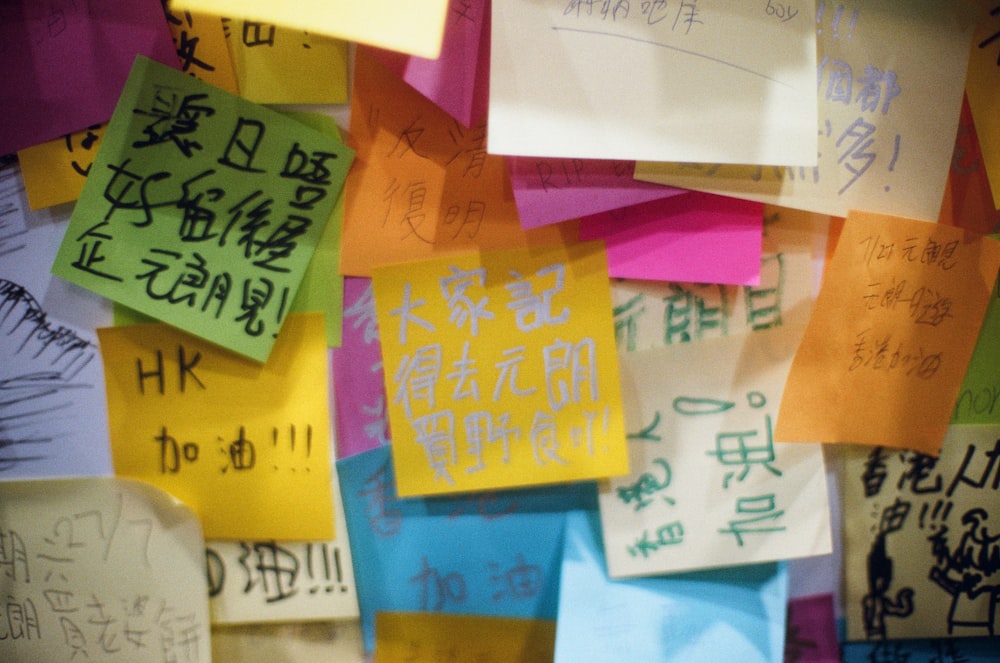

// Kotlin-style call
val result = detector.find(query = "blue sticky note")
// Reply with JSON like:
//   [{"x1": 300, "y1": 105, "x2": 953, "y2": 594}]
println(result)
[
  {"x1": 337, "y1": 446, "x2": 598, "y2": 652},
  {"x1": 842, "y1": 638, "x2": 1000, "y2": 663},
  {"x1": 554, "y1": 510, "x2": 787, "y2": 663}
]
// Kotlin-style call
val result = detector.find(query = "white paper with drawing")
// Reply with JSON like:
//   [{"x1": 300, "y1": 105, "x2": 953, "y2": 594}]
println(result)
[
  {"x1": 635, "y1": 0, "x2": 975, "y2": 221},
  {"x1": 0, "y1": 477, "x2": 209, "y2": 662},
  {"x1": 600, "y1": 325, "x2": 831, "y2": 578},
  {"x1": 489, "y1": 1, "x2": 818, "y2": 165}
]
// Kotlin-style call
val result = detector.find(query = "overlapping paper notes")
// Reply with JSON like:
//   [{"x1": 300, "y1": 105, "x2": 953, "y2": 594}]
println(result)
[
  {"x1": 373, "y1": 242, "x2": 627, "y2": 496},
  {"x1": 99, "y1": 313, "x2": 334, "y2": 540},
  {"x1": 52, "y1": 56, "x2": 353, "y2": 361},
  {"x1": 776, "y1": 211, "x2": 1000, "y2": 454}
]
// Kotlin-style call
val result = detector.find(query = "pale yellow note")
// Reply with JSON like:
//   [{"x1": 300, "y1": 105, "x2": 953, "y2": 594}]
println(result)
[
  {"x1": 965, "y1": 0, "x2": 1000, "y2": 210},
  {"x1": 0, "y1": 477, "x2": 210, "y2": 662},
  {"x1": 16, "y1": 123, "x2": 105, "y2": 210},
  {"x1": 775, "y1": 211, "x2": 1000, "y2": 455},
  {"x1": 169, "y1": 0, "x2": 449, "y2": 58},
  {"x1": 374, "y1": 613, "x2": 556, "y2": 662},
  {"x1": 99, "y1": 312, "x2": 334, "y2": 540},
  {"x1": 226, "y1": 20, "x2": 348, "y2": 104},
  {"x1": 636, "y1": 0, "x2": 975, "y2": 222},
  {"x1": 373, "y1": 242, "x2": 628, "y2": 497}
]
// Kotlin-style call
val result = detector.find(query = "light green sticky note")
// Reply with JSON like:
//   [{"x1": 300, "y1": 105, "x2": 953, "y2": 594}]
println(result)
[
  {"x1": 953, "y1": 261, "x2": 1000, "y2": 424},
  {"x1": 52, "y1": 55, "x2": 353, "y2": 361}
]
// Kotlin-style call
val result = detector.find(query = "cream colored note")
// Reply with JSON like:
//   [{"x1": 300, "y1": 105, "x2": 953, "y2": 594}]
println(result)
[
  {"x1": 169, "y1": 0, "x2": 449, "y2": 58},
  {"x1": 840, "y1": 426, "x2": 1000, "y2": 640},
  {"x1": 489, "y1": 1, "x2": 818, "y2": 165},
  {"x1": 636, "y1": 0, "x2": 975, "y2": 221},
  {"x1": 0, "y1": 477, "x2": 210, "y2": 662},
  {"x1": 600, "y1": 325, "x2": 831, "y2": 578}
]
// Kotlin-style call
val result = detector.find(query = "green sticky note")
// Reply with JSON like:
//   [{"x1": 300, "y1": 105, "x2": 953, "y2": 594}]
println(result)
[
  {"x1": 953, "y1": 267, "x2": 1000, "y2": 423},
  {"x1": 52, "y1": 55, "x2": 353, "y2": 361}
]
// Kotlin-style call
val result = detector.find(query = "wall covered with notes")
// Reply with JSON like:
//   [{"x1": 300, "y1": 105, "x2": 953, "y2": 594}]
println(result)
[{"x1": 2, "y1": 1, "x2": 1000, "y2": 662}]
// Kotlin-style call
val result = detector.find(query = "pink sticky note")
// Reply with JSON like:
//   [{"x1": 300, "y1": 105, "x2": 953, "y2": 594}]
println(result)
[
  {"x1": 332, "y1": 277, "x2": 391, "y2": 459},
  {"x1": 508, "y1": 156, "x2": 685, "y2": 229},
  {"x1": 0, "y1": 0, "x2": 179, "y2": 155},
  {"x1": 785, "y1": 594, "x2": 840, "y2": 663},
  {"x1": 368, "y1": 0, "x2": 489, "y2": 128},
  {"x1": 579, "y1": 192, "x2": 763, "y2": 285}
]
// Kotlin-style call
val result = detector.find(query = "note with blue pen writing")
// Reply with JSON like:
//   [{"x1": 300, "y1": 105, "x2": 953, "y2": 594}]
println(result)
[
  {"x1": 0, "y1": 477, "x2": 209, "y2": 662},
  {"x1": 490, "y1": 1, "x2": 818, "y2": 165},
  {"x1": 337, "y1": 445, "x2": 598, "y2": 653},
  {"x1": 51, "y1": 56, "x2": 353, "y2": 361},
  {"x1": 600, "y1": 324, "x2": 831, "y2": 578},
  {"x1": 636, "y1": 1, "x2": 975, "y2": 222},
  {"x1": 373, "y1": 242, "x2": 627, "y2": 497},
  {"x1": 555, "y1": 509, "x2": 788, "y2": 663},
  {"x1": 99, "y1": 312, "x2": 334, "y2": 540}
]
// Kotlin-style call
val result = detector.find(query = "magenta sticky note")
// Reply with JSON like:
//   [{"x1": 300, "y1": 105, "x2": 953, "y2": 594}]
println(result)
[
  {"x1": 0, "y1": 0, "x2": 179, "y2": 155},
  {"x1": 508, "y1": 156, "x2": 685, "y2": 229},
  {"x1": 578, "y1": 191, "x2": 763, "y2": 285},
  {"x1": 367, "y1": 0, "x2": 489, "y2": 128},
  {"x1": 332, "y1": 277, "x2": 391, "y2": 459},
  {"x1": 785, "y1": 594, "x2": 841, "y2": 663}
]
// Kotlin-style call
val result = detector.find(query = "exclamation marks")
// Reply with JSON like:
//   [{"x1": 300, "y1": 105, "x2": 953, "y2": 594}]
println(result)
[
  {"x1": 918, "y1": 499, "x2": 953, "y2": 530},
  {"x1": 816, "y1": 2, "x2": 858, "y2": 39},
  {"x1": 885, "y1": 134, "x2": 901, "y2": 192},
  {"x1": 306, "y1": 543, "x2": 348, "y2": 594}
]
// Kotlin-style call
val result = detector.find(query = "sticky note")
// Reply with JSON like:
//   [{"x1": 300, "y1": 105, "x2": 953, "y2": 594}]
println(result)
[
  {"x1": 165, "y1": 8, "x2": 239, "y2": 93},
  {"x1": 16, "y1": 124, "x2": 106, "y2": 210},
  {"x1": 555, "y1": 510, "x2": 788, "y2": 663},
  {"x1": 332, "y1": 278, "x2": 391, "y2": 459},
  {"x1": 776, "y1": 211, "x2": 1000, "y2": 455},
  {"x1": 337, "y1": 446, "x2": 597, "y2": 652},
  {"x1": 842, "y1": 637, "x2": 1000, "y2": 663},
  {"x1": 373, "y1": 242, "x2": 627, "y2": 497},
  {"x1": 965, "y1": 1, "x2": 1000, "y2": 210},
  {"x1": 0, "y1": 0, "x2": 178, "y2": 155},
  {"x1": 0, "y1": 477, "x2": 209, "y2": 662},
  {"x1": 508, "y1": 156, "x2": 685, "y2": 230},
  {"x1": 98, "y1": 312, "x2": 334, "y2": 540},
  {"x1": 374, "y1": 613, "x2": 556, "y2": 662},
  {"x1": 952, "y1": 260, "x2": 1000, "y2": 424},
  {"x1": 785, "y1": 594, "x2": 841, "y2": 663},
  {"x1": 490, "y1": 1, "x2": 818, "y2": 165},
  {"x1": 939, "y1": 97, "x2": 1000, "y2": 235},
  {"x1": 611, "y1": 205, "x2": 822, "y2": 352},
  {"x1": 578, "y1": 192, "x2": 764, "y2": 285},
  {"x1": 839, "y1": 426, "x2": 1000, "y2": 640},
  {"x1": 369, "y1": 0, "x2": 490, "y2": 128},
  {"x1": 635, "y1": 0, "x2": 975, "y2": 222},
  {"x1": 169, "y1": 0, "x2": 450, "y2": 59},
  {"x1": 341, "y1": 49, "x2": 573, "y2": 276},
  {"x1": 51, "y1": 56, "x2": 353, "y2": 361},
  {"x1": 600, "y1": 325, "x2": 831, "y2": 577},
  {"x1": 226, "y1": 21, "x2": 348, "y2": 104},
  {"x1": 206, "y1": 472, "x2": 359, "y2": 623}
]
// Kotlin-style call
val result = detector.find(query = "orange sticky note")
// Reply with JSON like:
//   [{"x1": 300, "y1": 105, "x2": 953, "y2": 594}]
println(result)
[
  {"x1": 99, "y1": 312, "x2": 334, "y2": 540},
  {"x1": 373, "y1": 242, "x2": 627, "y2": 497},
  {"x1": 341, "y1": 49, "x2": 574, "y2": 276},
  {"x1": 165, "y1": 9, "x2": 239, "y2": 93},
  {"x1": 16, "y1": 123, "x2": 105, "y2": 209},
  {"x1": 939, "y1": 96, "x2": 1000, "y2": 234},
  {"x1": 374, "y1": 612, "x2": 556, "y2": 663},
  {"x1": 775, "y1": 211, "x2": 1000, "y2": 455}
]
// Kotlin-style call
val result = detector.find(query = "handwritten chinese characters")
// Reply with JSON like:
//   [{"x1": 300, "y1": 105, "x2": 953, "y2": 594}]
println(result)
[
  {"x1": 0, "y1": 477, "x2": 209, "y2": 663},
  {"x1": 98, "y1": 313, "x2": 335, "y2": 540},
  {"x1": 373, "y1": 242, "x2": 627, "y2": 496},
  {"x1": 776, "y1": 211, "x2": 1000, "y2": 455},
  {"x1": 52, "y1": 56, "x2": 353, "y2": 361},
  {"x1": 841, "y1": 425, "x2": 1000, "y2": 640},
  {"x1": 600, "y1": 326, "x2": 831, "y2": 577}
]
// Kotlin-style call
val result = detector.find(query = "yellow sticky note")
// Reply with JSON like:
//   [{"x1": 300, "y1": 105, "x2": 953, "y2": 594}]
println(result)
[
  {"x1": 965, "y1": 0, "x2": 1000, "y2": 210},
  {"x1": 99, "y1": 312, "x2": 334, "y2": 540},
  {"x1": 227, "y1": 20, "x2": 348, "y2": 104},
  {"x1": 165, "y1": 8, "x2": 239, "y2": 93},
  {"x1": 374, "y1": 613, "x2": 556, "y2": 663},
  {"x1": 775, "y1": 211, "x2": 1000, "y2": 455},
  {"x1": 373, "y1": 242, "x2": 627, "y2": 497},
  {"x1": 16, "y1": 123, "x2": 105, "y2": 210},
  {"x1": 169, "y1": 0, "x2": 448, "y2": 59}
]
